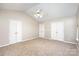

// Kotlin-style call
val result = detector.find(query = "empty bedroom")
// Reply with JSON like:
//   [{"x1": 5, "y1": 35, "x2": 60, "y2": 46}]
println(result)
[{"x1": 0, "y1": 3, "x2": 79, "y2": 56}]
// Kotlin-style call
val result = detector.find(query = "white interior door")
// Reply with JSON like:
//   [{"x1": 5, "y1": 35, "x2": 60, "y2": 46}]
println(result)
[
  {"x1": 56, "y1": 22, "x2": 64, "y2": 41},
  {"x1": 51, "y1": 21, "x2": 64, "y2": 41},
  {"x1": 39, "y1": 24, "x2": 45, "y2": 37},
  {"x1": 51, "y1": 23, "x2": 57, "y2": 39},
  {"x1": 17, "y1": 21, "x2": 22, "y2": 42},
  {"x1": 9, "y1": 20, "x2": 22, "y2": 44}
]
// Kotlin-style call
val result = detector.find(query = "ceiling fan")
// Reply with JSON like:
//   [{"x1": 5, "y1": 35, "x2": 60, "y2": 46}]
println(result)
[{"x1": 34, "y1": 9, "x2": 43, "y2": 18}]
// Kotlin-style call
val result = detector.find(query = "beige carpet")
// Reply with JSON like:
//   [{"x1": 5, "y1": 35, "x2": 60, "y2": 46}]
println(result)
[{"x1": 0, "y1": 38, "x2": 78, "y2": 56}]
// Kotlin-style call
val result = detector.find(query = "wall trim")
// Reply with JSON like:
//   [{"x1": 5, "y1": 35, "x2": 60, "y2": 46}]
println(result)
[
  {"x1": 40, "y1": 37, "x2": 77, "y2": 45},
  {"x1": 0, "y1": 37, "x2": 77, "y2": 48},
  {"x1": 0, "y1": 37, "x2": 38, "y2": 48}
]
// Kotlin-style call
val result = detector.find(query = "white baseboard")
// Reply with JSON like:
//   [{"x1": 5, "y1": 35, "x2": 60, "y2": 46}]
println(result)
[
  {"x1": 0, "y1": 37, "x2": 38, "y2": 48},
  {"x1": 0, "y1": 37, "x2": 77, "y2": 48},
  {"x1": 40, "y1": 37, "x2": 77, "y2": 44}
]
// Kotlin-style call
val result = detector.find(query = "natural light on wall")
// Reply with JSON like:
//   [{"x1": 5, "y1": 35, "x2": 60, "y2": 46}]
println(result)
[{"x1": 9, "y1": 20, "x2": 22, "y2": 44}]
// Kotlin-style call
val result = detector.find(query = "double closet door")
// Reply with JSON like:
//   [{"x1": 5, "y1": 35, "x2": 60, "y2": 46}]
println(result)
[
  {"x1": 51, "y1": 21, "x2": 64, "y2": 41},
  {"x1": 9, "y1": 20, "x2": 22, "y2": 44}
]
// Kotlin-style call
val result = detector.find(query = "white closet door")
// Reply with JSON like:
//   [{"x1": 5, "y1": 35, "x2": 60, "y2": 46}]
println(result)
[
  {"x1": 16, "y1": 21, "x2": 22, "y2": 42},
  {"x1": 9, "y1": 20, "x2": 22, "y2": 44},
  {"x1": 39, "y1": 24, "x2": 45, "y2": 37},
  {"x1": 51, "y1": 23, "x2": 57, "y2": 39},
  {"x1": 51, "y1": 21, "x2": 64, "y2": 41},
  {"x1": 9, "y1": 20, "x2": 17, "y2": 43},
  {"x1": 56, "y1": 22, "x2": 64, "y2": 41}
]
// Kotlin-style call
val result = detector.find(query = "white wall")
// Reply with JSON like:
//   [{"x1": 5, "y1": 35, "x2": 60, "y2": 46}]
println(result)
[
  {"x1": 0, "y1": 10, "x2": 39, "y2": 46},
  {"x1": 39, "y1": 16, "x2": 77, "y2": 43},
  {"x1": 64, "y1": 17, "x2": 77, "y2": 43}
]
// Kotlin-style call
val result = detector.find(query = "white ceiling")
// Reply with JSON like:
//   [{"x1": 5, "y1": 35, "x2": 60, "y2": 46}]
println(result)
[
  {"x1": 0, "y1": 3, "x2": 79, "y2": 22},
  {"x1": 0, "y1": 3, "x2": 38, "y2": 11},
  {"x1": 26, "y1": 3, "x2": 79, "y2": 22}
]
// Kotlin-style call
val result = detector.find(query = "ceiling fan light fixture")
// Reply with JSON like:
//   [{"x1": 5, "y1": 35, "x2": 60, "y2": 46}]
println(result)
[{"x1": 34, "y1": 9, "x2": 43, "y2": 18}]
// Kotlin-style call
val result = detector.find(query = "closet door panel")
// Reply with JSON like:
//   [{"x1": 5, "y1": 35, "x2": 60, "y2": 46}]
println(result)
[
  {"x1": 51, "y1": 23, "x2": 57, "y2": 39},
  {"x1": 9, "y1": 20, "x2": 22, "y2": 44},
  {"x1": 9, "y1": 20, "x2": 17, "y2": 43},
  {"x1": 56, "y1": 22, "x2": 64, "y2": 41},
  {"x1": 39, "y1": 24, "x2": 45, "y2": 38},
  {"x1": 51, "y1": 21, "x2": 64, "y2": 41}
]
